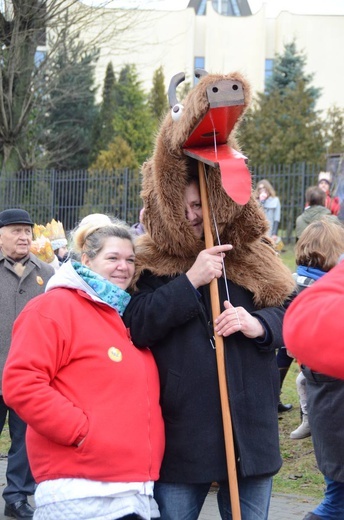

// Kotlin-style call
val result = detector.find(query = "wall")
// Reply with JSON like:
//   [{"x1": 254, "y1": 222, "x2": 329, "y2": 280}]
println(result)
[{"x1": 83, "y1": 1, "x2": 344, "y2": 113}]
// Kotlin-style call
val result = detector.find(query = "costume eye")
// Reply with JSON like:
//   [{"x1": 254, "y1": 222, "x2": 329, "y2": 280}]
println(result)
[{"x1": 171, "y1": 104, "x2": 184, "y2": 122}]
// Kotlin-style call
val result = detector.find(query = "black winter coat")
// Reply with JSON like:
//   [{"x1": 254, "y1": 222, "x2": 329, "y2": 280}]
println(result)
[{"x1": 124, "y1": 271, "x2": 285, "y2": 483}]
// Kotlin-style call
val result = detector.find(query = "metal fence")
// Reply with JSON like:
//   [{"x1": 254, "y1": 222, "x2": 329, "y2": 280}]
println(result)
[
  {"x1": 0, "y1": 168, "x2": 142, "y2": 232},
  {"x1": 0, "y1": 163, "x2": 322, "y2": 241}
]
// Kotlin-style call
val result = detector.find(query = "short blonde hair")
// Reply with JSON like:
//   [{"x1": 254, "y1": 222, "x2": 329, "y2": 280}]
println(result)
[
  {"x1": 295, "y1": 217, "x2": 344, "y2": 272},
  {"x1": 71, "y1": 216, "x2": 134, "y2": 260}
]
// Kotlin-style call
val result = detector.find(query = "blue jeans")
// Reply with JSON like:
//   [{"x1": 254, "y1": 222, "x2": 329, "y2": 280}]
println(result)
[
  {"x1": 154, "y1": 476, "x2": 272, "y2": 520},
  {"x1": 313, "y1": 477, "x2": 344, "y2": 519}
]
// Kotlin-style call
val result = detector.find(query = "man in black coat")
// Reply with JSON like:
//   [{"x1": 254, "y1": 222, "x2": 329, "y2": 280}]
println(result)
[{"x1": 124, "y1": 179, "x2": 293, "y2": 520}]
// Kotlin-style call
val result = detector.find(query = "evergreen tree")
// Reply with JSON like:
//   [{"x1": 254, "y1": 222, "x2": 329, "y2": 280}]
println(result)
[
  {"x1": 266, "y1": 41, "x2": 320, "y2": 103},
  {"x1": 112, "y1": 64, "x2": 155, "y2": 165},
  {"x1": 90, "y1": 136, "x2": 138, "y2": 170},
  {"x1": 43, "y1": 31, "x2": 99, "y2": 170},
  {"x1": 324, "y1": 106, "x2": 344, "y2": 154},
  {"x1": 148, "y1": 66, "x2": 168, "y2": 123},
  {"x1": 238, "y1": 41, "x2": 325, "y2": 165},
  {"x1": 83, "y1": 136, "x2": 140, "y2": 220},
  {"x1": 90, "y1": 61, "x2": 117, "y2": 162}
]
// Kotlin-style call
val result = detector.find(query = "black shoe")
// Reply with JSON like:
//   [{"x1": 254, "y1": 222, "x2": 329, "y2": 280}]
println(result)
[
  {"x1": 4, "y1": 500, "x2": 34, "y2": 519},
  {"x1": 303, "y1": 513, "x2": 322, "y2": 520},
  {"x1": 278, "y1": 401, "x2": 293, "y2": 413}
]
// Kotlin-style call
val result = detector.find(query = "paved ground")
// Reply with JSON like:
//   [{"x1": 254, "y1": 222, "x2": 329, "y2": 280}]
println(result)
[
  {"x1": 198, "y1": 487, "x2": 319, "y2": 519},
  {"x1": 0, "y1": 457, "x2": 319, "y2": 519}
]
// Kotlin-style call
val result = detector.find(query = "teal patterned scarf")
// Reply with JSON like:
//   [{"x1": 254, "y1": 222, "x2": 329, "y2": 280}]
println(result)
[{"x1": 73, "y1": 262, "x2": 131, "y2": 316}]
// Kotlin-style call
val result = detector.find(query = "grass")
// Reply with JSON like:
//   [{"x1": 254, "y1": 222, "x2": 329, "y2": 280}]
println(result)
[
  {"x1": 0, "y1": 423, "x2": 10, "y2": 456},
  {"x1": 279, "y1": 241, "x2": 296, "y2": 272},
  {"x1": 273, "y1": 363, "x2": 324, "y2": 498},
  {"x1": 0, "y1": 244, "x2": 324, "y2": 498}
]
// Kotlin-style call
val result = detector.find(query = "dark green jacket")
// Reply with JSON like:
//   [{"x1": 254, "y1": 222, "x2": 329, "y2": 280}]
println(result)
[{"x1": 295, "y1": 206, "x2": 333, "y2": 239}]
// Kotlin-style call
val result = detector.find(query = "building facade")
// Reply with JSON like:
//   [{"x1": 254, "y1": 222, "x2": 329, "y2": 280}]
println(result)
[{"x1": 86, "y1": 0, "x2": 344, "y2": 114}]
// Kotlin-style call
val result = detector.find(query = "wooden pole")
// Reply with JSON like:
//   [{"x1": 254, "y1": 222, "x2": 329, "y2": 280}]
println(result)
[{"x1": 198, "y1": 161, "x2": 241, "y2": 520}]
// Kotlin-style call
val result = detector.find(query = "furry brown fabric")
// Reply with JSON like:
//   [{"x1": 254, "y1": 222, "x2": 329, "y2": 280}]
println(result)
[{"x1": 135, "y1": 71, "x2": 295, "y2": 308}]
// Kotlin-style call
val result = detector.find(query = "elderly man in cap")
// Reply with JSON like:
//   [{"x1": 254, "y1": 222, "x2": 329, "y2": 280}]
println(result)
[{"x1": 0, "y1": 209, "x2": 54, "y2": 519}]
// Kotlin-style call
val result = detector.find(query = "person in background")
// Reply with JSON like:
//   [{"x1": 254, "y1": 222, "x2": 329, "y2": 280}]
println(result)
[
  {"x1": 318, "y1": 171, "x2": 340, "y2": 216},
  {"x1": 284, "y1": 219, "x2": 344, "y2": 520},
  {"x1": 283, "y1": 258, "x2": 344, "y2": 379},
  {"x1": 276, "y1": 346, "x2": 294, "y2": 413},
  {"x1": 289, "y1": 218, "x2": 344, "y2": 442},
  {"x1": 256, "y1": 181, "x2": 294, "y2": 414},
  {"x1": 131, "y1": 208, "x2": 146, "y2": 237},
  {"x1": 48, "y1": 220, "x2": 69, "y2": 264},
  {"x1": 280, "y1": 187, "x2": 339, "y2": 413},
  {"x1": 124, "y1": 176, "x2": 295, "y2": 520},
  {"x1": 295, "y1": 185, "x2": 337, "y2": 241},
  {"x1": 3, "y1": 216, "x2": 165, "y2": 520},
  {"x1": 256, "y1": 179, "x2": 281, "y2": 242},
  {"x1": 0, "y1": 208, "x2": 54, "y2": 520}
]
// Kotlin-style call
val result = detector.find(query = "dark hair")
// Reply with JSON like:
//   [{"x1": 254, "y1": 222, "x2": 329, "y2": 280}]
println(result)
[
  {"x1": 295, "y1": 218, "x2": 344, "y2": 271},
  {"x1": 305, "y1": 186, "x2": 326, "y2": 207}
]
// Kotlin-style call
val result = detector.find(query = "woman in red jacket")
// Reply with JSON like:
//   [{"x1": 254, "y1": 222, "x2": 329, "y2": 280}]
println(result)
[{"x1": 3, "y1": 216, "x2": 165, "y2": 520}]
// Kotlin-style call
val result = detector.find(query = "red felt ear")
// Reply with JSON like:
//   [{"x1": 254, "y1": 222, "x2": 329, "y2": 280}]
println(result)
[
  {"x1": 219, "y1": 155, "x2": 251, "y2": 205},
  {"x1": 183, "y1": 146, "x2": 252, "y2": 206}
]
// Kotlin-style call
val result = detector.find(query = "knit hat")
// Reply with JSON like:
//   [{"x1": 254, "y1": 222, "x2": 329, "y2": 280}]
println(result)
[
  {"x1": 318, "y1": 171, "x2": 332, "y2": 185},
  {"x1": 0, "y1": 208, "x2": 34, "y2": 228}
]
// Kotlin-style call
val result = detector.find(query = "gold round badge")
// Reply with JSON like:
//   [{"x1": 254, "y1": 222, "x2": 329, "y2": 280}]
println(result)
[
  {"x1": 108, "y1": 347, "x2": 122, "y2": 362},
  {"x1": 36, "y1": 276, "x2": 44, "y2": 285}
]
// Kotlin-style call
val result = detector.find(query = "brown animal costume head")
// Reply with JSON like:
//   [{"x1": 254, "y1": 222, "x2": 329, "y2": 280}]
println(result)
[{"x1": 134, "y1": 70, "x2": 295, "y2": 308}]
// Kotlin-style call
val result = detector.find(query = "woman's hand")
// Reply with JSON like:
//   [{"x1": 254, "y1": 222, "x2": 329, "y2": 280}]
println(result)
[{"x1": 214, "y1": 301, "x2": 265, "y2": 339}]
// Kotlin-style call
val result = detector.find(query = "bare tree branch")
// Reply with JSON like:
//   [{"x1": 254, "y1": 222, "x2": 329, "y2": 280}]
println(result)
[{"x1": 0, "y1": 0, "x2": 146, "y2": 173}]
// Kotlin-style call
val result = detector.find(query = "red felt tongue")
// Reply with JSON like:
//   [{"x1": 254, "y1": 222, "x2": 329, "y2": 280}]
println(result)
[{"x1": 183, "y1": 145, "x2": 251, "y2": 206}]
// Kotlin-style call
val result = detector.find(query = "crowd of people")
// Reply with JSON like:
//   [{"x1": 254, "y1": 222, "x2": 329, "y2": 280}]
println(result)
[
  {"x1": 255, "y1": 174, "x2": 344, "y2": 520},
  {"x1": 0, "y1": 167, "x2": 343, "y2": 520}
]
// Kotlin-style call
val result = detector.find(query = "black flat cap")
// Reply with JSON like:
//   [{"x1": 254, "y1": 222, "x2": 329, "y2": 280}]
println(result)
[{"x1": 0, "y1": 209, "x2": 34, "y2": 228}]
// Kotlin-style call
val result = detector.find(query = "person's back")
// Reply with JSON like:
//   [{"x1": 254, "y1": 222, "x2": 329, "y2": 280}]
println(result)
[{"x1": 295, "y1": 185, "x2": 334, "y2": 239}]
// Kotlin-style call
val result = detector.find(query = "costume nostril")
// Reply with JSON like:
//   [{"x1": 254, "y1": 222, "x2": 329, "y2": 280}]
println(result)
[
  {"x1": 232, "y1": 84, "x2": 239, "y2": 91},
  {"x1": 212, "y1": 87, "x2": 218, "y2": 93}
]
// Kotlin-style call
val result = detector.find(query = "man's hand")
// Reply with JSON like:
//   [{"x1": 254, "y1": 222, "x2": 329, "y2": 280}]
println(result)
[
  {"x1": 214, "y1": 300, "x2": 265, "y2": 339},
  {"x1": 186, "y1": 244, "x2": 232, "y2": 289}
]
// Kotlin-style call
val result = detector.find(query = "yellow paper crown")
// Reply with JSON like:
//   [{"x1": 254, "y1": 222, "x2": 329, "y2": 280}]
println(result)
[
  {"x1": 45, "y1": 219, "x2": 66, "y2": 241},
  {"x1": 33, "y1": 219, "x2": 66, "y2": 241},
  {"x1": 33, "y1": 223, "x2": 49, "y2": 240},
  {"x1": 30, "y1": 234, "x2": 55, "y2": 263}
]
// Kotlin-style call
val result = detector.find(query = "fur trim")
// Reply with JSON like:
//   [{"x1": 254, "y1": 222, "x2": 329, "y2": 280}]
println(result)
[{"x1": 137, "y1": 71, "x2": 296, "y2": 308}]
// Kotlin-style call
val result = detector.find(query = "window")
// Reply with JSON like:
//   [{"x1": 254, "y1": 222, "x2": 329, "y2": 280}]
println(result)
[
  {"x1": 197, "y1": 0, "x2": 207, "y2": 15},
  {"x1": 34, "y1": 50, "x2": 46, "y2": 67},
  {"x1": 265, "y1": 58, "x2": 274, "y2": 87},
  {"x1": 194, "y1": 57, "x2": 205, "y2": 84}
]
